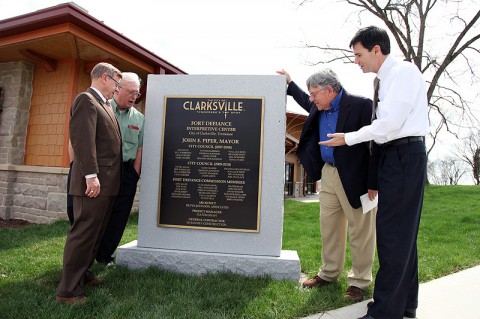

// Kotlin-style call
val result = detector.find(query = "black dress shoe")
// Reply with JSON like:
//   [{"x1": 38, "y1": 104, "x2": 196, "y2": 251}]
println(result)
[
  {"x1": 357, "y1": 315, "x2": 376, "y2": 319},
  {"x1": 404, "y1": 308, "x2": 416, "y2": 318},
  {"x1": 367, "y1": 301, "x2": 416, "y2": 318}
]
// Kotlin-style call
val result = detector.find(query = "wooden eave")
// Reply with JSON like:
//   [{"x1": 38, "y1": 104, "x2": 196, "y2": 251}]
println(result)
[{"x1": 0, "y1": 2, "x2": 186, "y2": 75}]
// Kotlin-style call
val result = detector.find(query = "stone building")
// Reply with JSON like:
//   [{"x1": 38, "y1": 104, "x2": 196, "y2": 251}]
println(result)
[
  {"x1": 285, "y1": 112, "x2": 317, "y2": 198},
  {"x1": 0, "y1": 3, "x2": 309, "y2": 224},
  {"x1": 0, "y1": 3, "x2": 185, "y2": 223}
]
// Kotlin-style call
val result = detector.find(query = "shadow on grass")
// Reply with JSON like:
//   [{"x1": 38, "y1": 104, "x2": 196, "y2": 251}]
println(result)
[
  {"x1": 0, "y1": 213, "x2": 139, "y2": 253},
  {"x1": 297, "y1": 282, "x2": 344, "y2": 314},
  {"x1": 0, "y1": 220, "x2": 70, "y2": 251}
]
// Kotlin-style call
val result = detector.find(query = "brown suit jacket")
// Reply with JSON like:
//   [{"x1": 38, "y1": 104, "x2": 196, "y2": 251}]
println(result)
[
  {"x1": 57, "y1": 88, "x2": 123, "y2": 298},
  {"x1": 69, "y1": 88, "x2": 122, "y2": 196}
]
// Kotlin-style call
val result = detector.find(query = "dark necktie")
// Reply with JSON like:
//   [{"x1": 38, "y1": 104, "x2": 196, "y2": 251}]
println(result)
[
  {"x1": 369, "y1": 77, "x2": 380, "y2": 154},
  {"x1": 372, "y1": 77, "x2": 380, "y2": 121}
]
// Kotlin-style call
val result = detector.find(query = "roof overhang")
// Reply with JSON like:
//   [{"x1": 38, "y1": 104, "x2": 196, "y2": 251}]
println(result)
[{"x1": 0, "y1": 2, "x2": 186, "y2": 78}]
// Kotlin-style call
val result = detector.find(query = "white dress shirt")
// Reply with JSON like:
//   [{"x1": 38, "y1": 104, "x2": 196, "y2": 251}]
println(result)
[{"x1": 345, "y1": 55, "x2": 429, "y2": 145}]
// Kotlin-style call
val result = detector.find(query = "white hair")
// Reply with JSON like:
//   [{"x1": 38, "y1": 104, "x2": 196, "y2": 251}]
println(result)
[{"x1": 120, "y1": 72, "x2": 141, "y2": 86}]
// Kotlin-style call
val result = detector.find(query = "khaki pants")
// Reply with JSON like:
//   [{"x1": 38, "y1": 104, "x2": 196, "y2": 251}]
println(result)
[{"x1": 317, "y1": 164, "x2": 376, "y2": 289}]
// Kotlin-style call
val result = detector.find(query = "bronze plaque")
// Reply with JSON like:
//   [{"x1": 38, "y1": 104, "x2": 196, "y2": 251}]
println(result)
[{"x1": 158, "y1": 96, "x2": 264, "y2": 232}]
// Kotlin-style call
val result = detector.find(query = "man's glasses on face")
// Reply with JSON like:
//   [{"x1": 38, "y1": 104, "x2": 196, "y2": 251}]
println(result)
[
  {"x1": 309, "y1": 87, "x2": 327, "y2": 98},
  {"x1": 106, "y1": 74, "x2": 121, "y2": 88}
]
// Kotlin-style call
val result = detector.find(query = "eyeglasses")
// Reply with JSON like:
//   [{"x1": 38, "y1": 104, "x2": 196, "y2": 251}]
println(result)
[
  {"x1": 309, "y1": 88, "x2": 327, "y2": 98},
  {"x1": 120, "y1": 87, "x2": 141, "y2": 98},
  {"x1": 106, "y1": 74, "x2": 120, "y2": 88}
]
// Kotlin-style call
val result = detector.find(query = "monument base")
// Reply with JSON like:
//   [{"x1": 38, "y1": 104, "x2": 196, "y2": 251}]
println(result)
[{"x1": 117, "y1": 240, "x2": 301, "y2": 282}]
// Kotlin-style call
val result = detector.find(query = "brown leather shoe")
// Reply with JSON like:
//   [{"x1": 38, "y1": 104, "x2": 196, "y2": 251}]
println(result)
[
  {"x1": 55, "y1": 295, "x2": 87, "y2": 304},
  {"x1": 346, "y1": 286, "x2": 365, "y2": 302},
  {"x1": 302, "y1": 275, "x2": 333, "y2": 288},
  {"x1": 85, "y1": 277, "x2": 102, "y2": 287}
]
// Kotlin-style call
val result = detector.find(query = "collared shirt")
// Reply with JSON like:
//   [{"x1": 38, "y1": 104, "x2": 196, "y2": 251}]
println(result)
[
  {"x1": 319, "y1": 89, "x2": 343, "y2": 164},
  {"x1": 111, "y1": 99, "x2": 145, "y2": 162},
  {"x1": 90, "y1": 87, "x2": 107, "y2": 104},
  {"x1": 345, "y1": 55, "x2": 429, "y2": 145}
]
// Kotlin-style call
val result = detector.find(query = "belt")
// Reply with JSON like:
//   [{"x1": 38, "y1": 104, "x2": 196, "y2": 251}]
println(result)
[
  {"x1": 381, "y1": 136, "x2": 424, "y2": 148},
  {"x1": 123, "y1": 159, "x2": 134, "y2": 166}
]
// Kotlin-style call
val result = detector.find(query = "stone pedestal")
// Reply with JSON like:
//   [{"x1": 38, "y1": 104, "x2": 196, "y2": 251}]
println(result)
[
  {"x1": 117, "y1": 241, "x2": 300, "y2": 281},
  {"x1": 117, "y1": 75, "x2": 300, "y2": 281}
]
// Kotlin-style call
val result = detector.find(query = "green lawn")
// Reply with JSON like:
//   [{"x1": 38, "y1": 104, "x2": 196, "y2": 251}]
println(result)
[{"x1": 0, "y1": 185, "x2": 479, "y2": 318}]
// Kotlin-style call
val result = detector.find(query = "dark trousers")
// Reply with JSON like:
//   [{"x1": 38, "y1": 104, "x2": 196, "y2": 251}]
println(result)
[
  {"x1": 96, "y1": 160, "x2": 140, "y2": 263},
  {"x1": 368, "y1": 141, "x2": 426, "y2": 319},
  {"x1": 67, "y1": 161, "x2": 74, "y2": 225},
  {"x1": 57, "y1": 195, "x2": 115, "y2": 297}
]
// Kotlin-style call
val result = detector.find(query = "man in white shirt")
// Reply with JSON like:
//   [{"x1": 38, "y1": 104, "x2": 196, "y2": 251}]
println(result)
[{"x1": 320, "y1": 26, "x2": 428, "y2": 319}]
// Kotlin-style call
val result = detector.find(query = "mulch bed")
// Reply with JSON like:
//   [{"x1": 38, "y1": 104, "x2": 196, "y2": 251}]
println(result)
[{"x1": 0, "y1": 218, "x2": 32, "y2": 228}]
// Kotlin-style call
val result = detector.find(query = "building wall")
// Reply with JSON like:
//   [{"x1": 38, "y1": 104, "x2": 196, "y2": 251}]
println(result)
[
  {"x1": 0, "y1": 61, "x2": 67, "y2": 221},
  {"x1": 24, "y1": 62, "x2": 71, "y2": 167},
  {"x1": 0, "y1": 61, "x2": 141, "y2": 223},
  {"x1": 0, "y1": 62, "x2": 33, "y2": 165},
  {"x1": 0, "y1": 164, "x2": 139, "y2": 223},
  {"x1": 0, "y1": 165, "x2": 68, "y2": 222},
  {"x1": 285, "y1": 114, "x2": 307, "y2": 198},
  {"x1": 285, "y1": 152, "x2": 304, "y2": 198},
  {"x1": 286, "y1": 116, "x2": 305, "y2": 141}
]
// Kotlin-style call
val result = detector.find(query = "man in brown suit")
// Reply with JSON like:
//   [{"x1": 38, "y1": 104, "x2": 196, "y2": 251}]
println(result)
[{"x1": 56, "y1": 62, "x2": 122, "y2": 304}]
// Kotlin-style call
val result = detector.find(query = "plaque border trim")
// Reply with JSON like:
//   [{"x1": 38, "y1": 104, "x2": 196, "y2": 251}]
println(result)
[{"x1": 157, "y1": 95, "x2": 265, "y2": 233}]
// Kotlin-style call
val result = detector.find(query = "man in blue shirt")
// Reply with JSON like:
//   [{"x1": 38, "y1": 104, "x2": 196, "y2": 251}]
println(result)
[{"x1": 278, "y1": 68, "x2": 378, "y2": 302}]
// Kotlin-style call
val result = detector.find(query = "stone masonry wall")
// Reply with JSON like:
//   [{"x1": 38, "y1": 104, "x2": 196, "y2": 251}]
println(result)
[
  {"x1": 0, "y1": 62, "x2": 34, "y2": 165},
  {"x1": 0, "y1": 165, "x2": 140, "y2": 224},
  {"x1": 0, "y1": 166, "x2": 68, "y2": 223}
]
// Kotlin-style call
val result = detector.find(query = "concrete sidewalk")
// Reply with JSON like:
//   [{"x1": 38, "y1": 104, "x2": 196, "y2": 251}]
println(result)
[
  {"x1": 300, "y1": 265, "x2": 480, "y2": 319},
  {"x1": 288, "y1": 194, "x2": 320, "y2": 203}
]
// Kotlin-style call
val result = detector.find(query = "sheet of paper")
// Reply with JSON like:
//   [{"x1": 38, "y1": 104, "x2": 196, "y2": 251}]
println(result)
[{"x1": 360, "y1": 193, "x2": 378, "y2": 214}]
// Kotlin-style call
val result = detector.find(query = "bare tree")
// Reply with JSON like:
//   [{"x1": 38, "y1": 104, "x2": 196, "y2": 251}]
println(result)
[
  {"x1": 456, "y1": 130, "x2": 480, "y2": 185},
  {"x1": 299, "y1": 0, "x2": 480, "y2": 157},
  {"x1": 428, "y1": 156, "x2": 468, "y2": 185},
  {"x1": 427, "y1": 160, "x2": 442, "y2": 184}
]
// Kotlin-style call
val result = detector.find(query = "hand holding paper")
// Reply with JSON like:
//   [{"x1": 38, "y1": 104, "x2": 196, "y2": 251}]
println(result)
[{"x1": 360, "y1": 192, "x2": 378, "y2": 214}]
